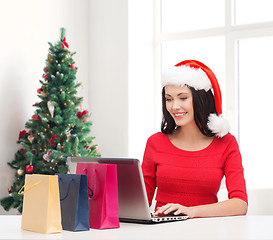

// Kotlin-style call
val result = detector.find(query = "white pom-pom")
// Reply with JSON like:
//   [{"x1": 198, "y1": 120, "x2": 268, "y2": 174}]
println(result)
[{"x1": 207, "y1": 113, "x2": 230, "y2": 138}]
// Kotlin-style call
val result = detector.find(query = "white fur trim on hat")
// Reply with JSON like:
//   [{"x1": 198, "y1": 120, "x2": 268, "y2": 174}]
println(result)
[
  {"x1": 162, "y1": 65, "x2": 212, "y2": 91},
  {"x1": 207, "y1": 113, "x2": 230, "y2": 138}
]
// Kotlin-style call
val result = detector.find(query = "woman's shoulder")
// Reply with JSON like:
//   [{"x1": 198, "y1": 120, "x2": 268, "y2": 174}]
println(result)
[
  {"x1": 215, "y1": 133, "x2": 239, "y2": 148},
  {"x1": 147, "y1": 132, "x2": 168, "y2": 143}
]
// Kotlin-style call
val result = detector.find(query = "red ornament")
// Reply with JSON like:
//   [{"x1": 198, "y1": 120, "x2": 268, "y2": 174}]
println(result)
[
  {"x1": 37, "y1": 88, "x2": 42, "y2": 94},
  {"x1": 19, "y1": 130, "x2": 29, "y2": 140},
  {"x1": 43, "y1": 67, "x2": 48, "y2": 72},
  {"x1": 69, "y1": 64, "x2": 78, "y2": 70},
  {"x1": 44, "y1": 73, "x2": 49, "y2": 79},
  {"x1": 62, "y1": 37, "x2": 69, "y2": 49},
  {"x1": 77, "y1": 110, "x2": 88, "y2": 118},
  {"x1": 32, "y1": 115, "x2": 39, "y2": 120},
  {"x1": 26, "y1": 164, "x2": 34, "y2": 173},
  {"x1": 50, "y1": 135, "x2": 58, "y2": 147},
  {"x1": 95, "y1": 146, "x2": 99, "y2": 153}
]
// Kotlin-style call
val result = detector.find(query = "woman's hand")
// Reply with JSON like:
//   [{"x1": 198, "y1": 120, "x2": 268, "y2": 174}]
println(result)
[
  {"x1": 154, "y1": 198, "x2": 247, "y2": 219},
  {"x1": 155, "y1": 203, "x2": 195, "y2": 218}
]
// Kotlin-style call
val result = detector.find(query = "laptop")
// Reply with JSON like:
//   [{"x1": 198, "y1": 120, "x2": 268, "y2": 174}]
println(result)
[{"x1": 67, "y1": 157, "x2": 189, "y2": 223}]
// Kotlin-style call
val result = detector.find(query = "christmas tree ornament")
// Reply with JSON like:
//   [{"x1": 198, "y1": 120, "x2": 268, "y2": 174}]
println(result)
[
  {"x1": 43, "y1": 152, "x2": 52, "y2": 162},
  {"x1": 18, "y1": 130, "x2": 28, "y2": 140},
  {"x1": 44, "y1": 73, "x2": 49, "y2": 79},
  {"x1": 62, "y1": 37, "x2": 69, "y2": 49},
  {"x1": 50, "y1": 135, "x2": 58, "y2": 147},
  {"x1": 162, "y1": 59, "x2": 230, "y2": 137},
  {"x1": 47, "y1": 54, "x2": 53, "y2": 63},
  {"x1": 32, "y1": 115, "x2": 39, "y2": 121},
  {"x1": 95, "y1": 146, "x2": 99, "y2": 153},
  {"x1": 19, "y1": 148, "x2": 27, "y2": 156},
  {"x1": 66, "y1": 132, "x2": 71, "y2": 141},
  {"x1": 41, "y1": 90, "x2": 47, "y2": 97},
  {"x1": 17, "y1": 169, "x2": 24, "y2": 176},
  {"x1": 37, "y1": 88, "x2": 42, "y2": 94},
  {"x1": 26, "y1": 164, "x2": 34, "y2": 173},
  {"x1": 69, "y1": 63, "x2": 78, "y2": 70},
  {"x1": 47, "y1": 100, "x2": 55, "y2": 118},
  {"x1": 27, "y1": 135, "x2": 34, "y2": 144},
  {"x1": 31, "y1": 149, "x2": 37, "y2": 155},
  {"x1": 86, "y1": 146, "x2": 91, "y2": 150}
]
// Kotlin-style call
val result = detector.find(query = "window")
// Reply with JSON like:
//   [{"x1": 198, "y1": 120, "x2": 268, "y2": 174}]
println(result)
[{"x1": 157, "y1": 0, "x2": 273, "y2": 189}]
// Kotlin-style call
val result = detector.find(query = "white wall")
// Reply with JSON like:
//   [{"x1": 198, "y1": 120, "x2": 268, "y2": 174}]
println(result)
[
  {"x1": 88, "y1": 0, "x2": 129, "y2": 158},
  {"x1": 0, "y1": 0, "x2": 90, "y2": 214}
]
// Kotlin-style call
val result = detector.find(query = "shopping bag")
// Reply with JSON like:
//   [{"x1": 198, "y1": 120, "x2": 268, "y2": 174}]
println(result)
[
  {"x1": 20, "y1": 174, "x2": 62, "y2": 234},
  {"x1": 76, "y1": 163, "x2": 120, "y2": 229},
  {"x1": 56, "y1": 174, "x2": 90, "y2": 231}
]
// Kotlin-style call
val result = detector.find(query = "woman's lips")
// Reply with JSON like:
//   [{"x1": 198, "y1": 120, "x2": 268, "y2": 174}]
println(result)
[{"x1": 173, "y1": 112, "x2": 187, "y2": 119}]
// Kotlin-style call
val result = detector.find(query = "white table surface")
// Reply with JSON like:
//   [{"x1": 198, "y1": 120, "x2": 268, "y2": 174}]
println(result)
[{"x1": 0, "y1": 215, "x2": 273, "y2": 240}]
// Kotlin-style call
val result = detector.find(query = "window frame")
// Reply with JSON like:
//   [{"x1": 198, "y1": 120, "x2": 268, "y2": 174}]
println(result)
[{"x1": 154, "y1": 0, "x2": 273, "y2": 143}]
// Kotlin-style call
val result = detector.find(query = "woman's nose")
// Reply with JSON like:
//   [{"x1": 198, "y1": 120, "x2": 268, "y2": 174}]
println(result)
[{"x1": 172, "y1": 100, "x2": 180, "y2": 110}]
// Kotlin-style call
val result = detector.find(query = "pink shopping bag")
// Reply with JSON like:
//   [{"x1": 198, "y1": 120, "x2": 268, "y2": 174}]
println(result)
[{"x1": 76, "y1": 163, "x2": 120, "y2": 229}]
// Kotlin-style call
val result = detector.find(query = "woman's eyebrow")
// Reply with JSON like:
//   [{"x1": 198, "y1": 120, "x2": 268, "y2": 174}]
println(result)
[
  {"x1": 165, "y1": 92, "x2": 189, "y2": 97},
  {"x1": 177, "y1": 92, "x2": 189, "y2": 96}
]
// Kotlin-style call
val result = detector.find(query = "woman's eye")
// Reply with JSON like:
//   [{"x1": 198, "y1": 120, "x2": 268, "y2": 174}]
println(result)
[
  {"x1": 181, "y1": 97, "x2": 187, "y2": 100},
  {"x1": 166, "y1": 98, "x2": 172, "y2": 102}
]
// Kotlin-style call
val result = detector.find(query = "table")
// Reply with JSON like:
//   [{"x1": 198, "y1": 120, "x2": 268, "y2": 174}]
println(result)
[{"x1": 0, "y1": 215, "x2": 272, "y2": 240}]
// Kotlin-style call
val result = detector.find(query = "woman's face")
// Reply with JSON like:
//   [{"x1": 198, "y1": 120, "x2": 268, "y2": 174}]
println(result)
[{"x1": 165, "y1": 84, "x2": 195, "y2": 128}]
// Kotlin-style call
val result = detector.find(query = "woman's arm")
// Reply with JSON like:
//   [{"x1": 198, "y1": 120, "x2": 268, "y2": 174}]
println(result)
[{"x1": 155, "y1": 198, "x2": 248, "y2": 218}]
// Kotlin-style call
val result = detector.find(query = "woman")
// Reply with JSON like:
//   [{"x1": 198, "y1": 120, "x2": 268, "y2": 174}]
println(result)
[{"x1": 142, "y1": 60, "x2": 248, "y2": 219}]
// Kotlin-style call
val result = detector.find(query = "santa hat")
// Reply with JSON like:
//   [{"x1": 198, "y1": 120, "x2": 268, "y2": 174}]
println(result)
[{"x1": 162, "y1": 60, "x2": 230, "y2": 138}]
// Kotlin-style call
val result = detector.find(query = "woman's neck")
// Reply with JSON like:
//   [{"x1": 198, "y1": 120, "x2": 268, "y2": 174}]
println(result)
[{"x1": 170, "y1": 124, "x2": 214, "y2": 151}]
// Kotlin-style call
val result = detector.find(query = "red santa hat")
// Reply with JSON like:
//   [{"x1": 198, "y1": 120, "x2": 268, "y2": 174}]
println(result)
[{"x1": 162, "y1": 60, "x2": 230, "y2": 137}]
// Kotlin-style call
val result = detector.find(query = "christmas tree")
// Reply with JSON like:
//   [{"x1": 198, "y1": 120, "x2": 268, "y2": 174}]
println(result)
[{"x1": 0, "y1": 28, "x2": 100, "y2": 213}]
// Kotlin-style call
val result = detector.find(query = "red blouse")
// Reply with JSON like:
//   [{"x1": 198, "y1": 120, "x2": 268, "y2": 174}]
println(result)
[{"x1": 142, "y1": 132, "x2": 248, "y2": 208}]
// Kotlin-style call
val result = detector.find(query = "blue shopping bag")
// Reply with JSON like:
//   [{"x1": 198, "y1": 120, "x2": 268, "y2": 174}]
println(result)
[{"x1": 56, "y1": 174, "x2": 90, "y2": 231}]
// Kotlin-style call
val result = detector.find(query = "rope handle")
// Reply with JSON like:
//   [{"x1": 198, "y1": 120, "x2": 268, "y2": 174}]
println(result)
[
  {"x1": 18, "y1": 180, "x2": 43, "y2": 195},
  {"x1": 58, "y1": 178, "x2": 74, "y2": 201},
  {"x1": 83, "y1": 168, "x2": 97, "y2": 199}
]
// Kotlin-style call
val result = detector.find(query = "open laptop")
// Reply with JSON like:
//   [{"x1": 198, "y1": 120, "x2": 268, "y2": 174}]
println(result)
[{"x1": 67, "y1": 157, "x2": 189, "y2": 223}]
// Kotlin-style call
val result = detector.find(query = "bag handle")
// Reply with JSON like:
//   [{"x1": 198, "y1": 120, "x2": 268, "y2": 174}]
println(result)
[
  {"x1": 83, "y1": 168, "x2": 97, "y2": 199},
  {"x1": 58, "y1": 178, "x2": 74, "y2": 201},
  {"x1": 18, "y1": 180, "x2": 43, "y2": 195}
]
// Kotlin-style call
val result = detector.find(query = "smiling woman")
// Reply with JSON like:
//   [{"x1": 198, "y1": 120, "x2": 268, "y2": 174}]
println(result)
[{"x1": 142, "y1": 60, "x2": 248, "y2": 219}]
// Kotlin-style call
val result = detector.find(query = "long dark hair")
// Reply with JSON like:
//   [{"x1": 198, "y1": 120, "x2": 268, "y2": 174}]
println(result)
[{"x1": 161, "y1": 86, "x2": 217, "y2": 136}]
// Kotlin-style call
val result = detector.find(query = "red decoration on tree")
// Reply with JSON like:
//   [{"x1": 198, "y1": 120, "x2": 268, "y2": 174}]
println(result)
[
  {"x1": 44, "y1": 73, "x2": 49, "y2": 79},
  {"x1": 32, "y1": 115, "x2": 39, "y2": 120},
  {"x1": 69, "y1": 64, "x2": 78, "y2": 70},
  {"x1": 43, "y1": 152, "x2": 52, "y2": 162},
  {"x1": 37, "y1": 88, "x2": 42, "y2": 94},
  {"x1": 26, "y1": 164, "x2": 34, "y2": 173},
  {"x1": 18, "y1": 130, "x2": 29, "y2": 140},
  {"x1": 50, "y1": 135, "x2": 58, "y2": 147},
  {"x1": 77, "y1": 110, "x2": 88, "y2": 122},
  {"x1": 94, "y1": 146, "x2": 99, "y2": 153},
  {"x1": 77, "y1": 110, "x2": 88, "y2": 118},
  {"x1": 62, "y1": 37, "x2": 69, "y2": 49},
  {"x1": 43, "y1": 67, "x2": 48, "y2": 72}
]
